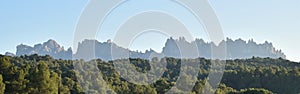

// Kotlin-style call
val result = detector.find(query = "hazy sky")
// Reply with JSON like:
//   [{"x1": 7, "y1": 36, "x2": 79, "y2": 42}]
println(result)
[{"x1": 0, "y1": 0, "x2": 299, "y2": 61}]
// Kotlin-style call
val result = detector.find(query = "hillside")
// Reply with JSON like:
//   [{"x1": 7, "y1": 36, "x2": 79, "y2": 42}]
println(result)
[{"x1": 0, "y1": 54, "x2": 299, "y2": 94}]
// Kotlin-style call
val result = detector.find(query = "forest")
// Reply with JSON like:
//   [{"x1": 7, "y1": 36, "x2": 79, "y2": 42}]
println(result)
[{"x1": 0, "y1": 54, "x2": 299, "y2": 94}]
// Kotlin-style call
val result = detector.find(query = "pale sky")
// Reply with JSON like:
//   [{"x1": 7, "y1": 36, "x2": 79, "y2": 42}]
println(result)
[{"x1": 0, "y1": 0, "x2": 299, "y2": 61}]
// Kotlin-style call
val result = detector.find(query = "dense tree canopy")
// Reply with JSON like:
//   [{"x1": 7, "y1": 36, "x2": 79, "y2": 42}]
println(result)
[{"x1": 0, "y1": 54, "x2": 299, "y2": 94}]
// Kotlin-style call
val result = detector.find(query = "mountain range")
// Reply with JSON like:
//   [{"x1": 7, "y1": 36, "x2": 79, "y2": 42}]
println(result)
[
  {"x1": 12, "y1": 38, "x2": 286, "y2": 61},
  {"x1": 16, "y1": 39, "x2": 72, "y2": 59}
]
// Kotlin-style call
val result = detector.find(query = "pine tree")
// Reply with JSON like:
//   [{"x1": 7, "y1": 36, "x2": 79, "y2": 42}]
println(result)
[
  {"x1": 0, "y1": 56, "x2": 11, "y2": 75},
  {"x1": 0, "y1": 74, "x2": 5, "y2": 94},
  {"x1": 28, "y1": 62, "x2": 58, "y2": 94}
]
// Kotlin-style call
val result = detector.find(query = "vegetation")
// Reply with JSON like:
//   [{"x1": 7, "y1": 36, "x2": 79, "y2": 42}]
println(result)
[{"x1": 0, "y1": 54, "x2": 299, "y2": 94}]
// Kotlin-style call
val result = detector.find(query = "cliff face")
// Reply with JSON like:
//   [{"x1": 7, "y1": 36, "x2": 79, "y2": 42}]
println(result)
[
  {"x1": 74, "y1": 39, "x2": 160, "y2": 61},
  {"x1": 162, "y1": 38, "x2": 286, "y2": 59},
  {"x1": 224, "y1": 38, "x2": 285, "y2": 59},
  {"x1": 16, "y1": 39, "x2": 72, "y2": 59},
  {"x1": 16, "y1": 38, "x2": 286, "y2": 60}
]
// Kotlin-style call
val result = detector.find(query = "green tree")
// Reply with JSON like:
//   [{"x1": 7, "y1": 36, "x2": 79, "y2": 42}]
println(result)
[
  {"x1": 27, "y1": 62, "x2": 58, "y2": 94},
  {"x1": 0, "y1": 74, "x2": 5, "y2": 94},
  {"x1": 234, "y1": 88, "x2": 273, "y2": 94}
]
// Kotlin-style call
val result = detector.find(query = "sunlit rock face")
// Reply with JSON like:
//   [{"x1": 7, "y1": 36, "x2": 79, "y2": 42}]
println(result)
[{"x1": 16, "y1": 39, "x2": 72, "y2": 60}]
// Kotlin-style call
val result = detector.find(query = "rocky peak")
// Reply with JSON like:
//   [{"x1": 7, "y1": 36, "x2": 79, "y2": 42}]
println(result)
[
  {"x1": 16, "y1": 39, "x2": 72, "y2": 59},
  {"x1": 5, "y1": 52, "x2": 15, "y2": 57},
  {"x1": 15, "y1": 38, "x2": 286, "y2": 60},
  {"x1": 43, "y1": 39, "x2": 60, "y2": 49}
]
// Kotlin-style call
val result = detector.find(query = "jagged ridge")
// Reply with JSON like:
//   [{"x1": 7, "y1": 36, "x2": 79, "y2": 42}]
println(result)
[
  {"x1": 16, "y1": 39, "x2": 72, "y2": 59},
  {"x1": 15, "y1": 38, "x2": 286, "y2": 60}
]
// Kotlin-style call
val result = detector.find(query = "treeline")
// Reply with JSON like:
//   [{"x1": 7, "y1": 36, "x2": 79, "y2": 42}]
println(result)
[{"x1": 0, "y1": 54, "x2": 299, "y2": 94}]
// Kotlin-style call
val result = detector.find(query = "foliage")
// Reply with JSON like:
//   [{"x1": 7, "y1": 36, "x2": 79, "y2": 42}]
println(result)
[{"x1": 1, "y1": 54, "x2": 299, "y2": 94}]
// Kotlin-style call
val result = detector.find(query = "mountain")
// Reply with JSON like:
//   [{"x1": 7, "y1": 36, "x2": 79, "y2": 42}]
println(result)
[
  {"x1": 5, "y1": 52, "x2": 15, "y2": 57},
  {"x1": 74, "y1": 39, "x2": 161, "y2": 61},
  {"x1": 15, "y1": 38, "x2": 286, "y2": 60},
  {"x1": 162, "y1": 37, "x2": 286, "y2": 59},
  {"x1": 224, "y1": 38, "x2": 285, "y2": 59},
  {"x1": 16, "y1": 39, "x2": 72, "y2": 59}
]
